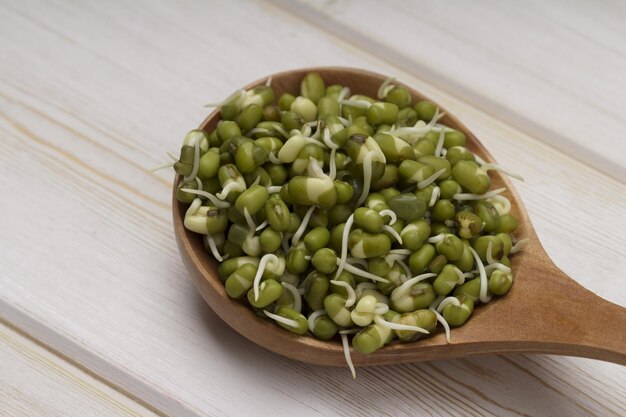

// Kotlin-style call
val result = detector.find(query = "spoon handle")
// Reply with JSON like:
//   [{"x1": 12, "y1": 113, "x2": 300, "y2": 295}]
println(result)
[{"x1": 511, "y1": 256, "x2": 626, "y2": 365}]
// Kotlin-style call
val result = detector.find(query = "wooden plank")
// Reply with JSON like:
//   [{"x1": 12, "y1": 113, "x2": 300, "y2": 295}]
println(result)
[
  {"x1": 274, "y1": 0, "x2": 626, "y2": 182},
  {"x1": 0, "y1": 1, "x2": 624, "y2": 416},
  {"x1": 0, "y1": 322, "x2": 157, "y2": 417}
]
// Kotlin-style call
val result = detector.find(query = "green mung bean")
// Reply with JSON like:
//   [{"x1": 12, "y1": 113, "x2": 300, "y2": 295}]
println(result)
[{"x1": 169, "y1": 71, "x2": 525, "y2": 372}]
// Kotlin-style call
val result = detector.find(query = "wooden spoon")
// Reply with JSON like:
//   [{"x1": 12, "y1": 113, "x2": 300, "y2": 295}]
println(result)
[{"x1": 173, "y1": 67, "x2": 626, "y2": 366}]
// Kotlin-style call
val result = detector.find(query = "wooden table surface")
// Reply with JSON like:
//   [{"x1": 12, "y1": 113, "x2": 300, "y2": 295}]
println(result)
[{"x1": 1, "y1": 1, "x2": 624, "y2": 416}]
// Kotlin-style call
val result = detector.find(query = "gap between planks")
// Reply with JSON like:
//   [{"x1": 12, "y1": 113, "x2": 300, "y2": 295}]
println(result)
[
  {"x1": 265, "y1": 0, "x2": 626, "y2": 183},
  {"x1": 0, "y1": 322, "x2": 155, "y2": 417},
  {"x1": 0, "y1": 303, "x2": 199, "y2": 417}
]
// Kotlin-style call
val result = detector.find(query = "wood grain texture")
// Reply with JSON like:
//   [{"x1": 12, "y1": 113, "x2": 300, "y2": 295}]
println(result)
[
  {"x1": 174, "y1": 66, "x2": 626, "y2": 366},
  {"x1": 0, "y1": 1, "x2": 624, "y2": 416},
  {"x1": 0, "y1": 322, "x2": 157, "y2": 417},
  {"x1": 275, "y1": 0, "x2": 626, "y2": 182}
]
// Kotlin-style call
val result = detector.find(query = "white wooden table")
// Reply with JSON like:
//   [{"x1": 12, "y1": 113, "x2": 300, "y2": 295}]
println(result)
[{"x1": 1, "y1": 1, "x2": 625, "y2": 416}]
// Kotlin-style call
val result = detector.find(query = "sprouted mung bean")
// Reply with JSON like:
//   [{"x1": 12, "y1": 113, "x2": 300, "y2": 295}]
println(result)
[{"x1": 158, "y1": 72, "x2": 526, "y2": 378}]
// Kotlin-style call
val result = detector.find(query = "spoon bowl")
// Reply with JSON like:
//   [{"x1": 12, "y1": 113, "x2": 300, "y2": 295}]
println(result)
[{"x1": 174, "y1": 67, "x2": 626, "y2": 366}]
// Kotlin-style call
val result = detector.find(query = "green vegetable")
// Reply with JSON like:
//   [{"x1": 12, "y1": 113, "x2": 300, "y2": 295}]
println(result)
[
  {"x1": 442, "y1": 296, "x2": 474, "y2": 326},
  {"x1": 167, "y1": 71, "x2": 525, "y2": 374}
]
